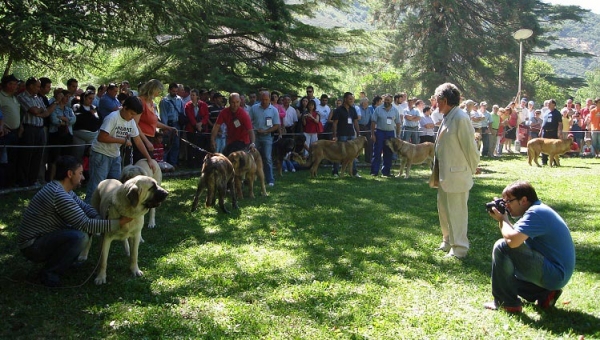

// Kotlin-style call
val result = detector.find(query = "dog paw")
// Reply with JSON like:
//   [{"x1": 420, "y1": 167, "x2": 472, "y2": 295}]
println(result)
[
  {"x1": 94, "y1": 274, "x2": 107, "y2": 285},
  {"x1": 147, "y1": 223, "x2": 156, "y2": 229},
  {"x1": 77, "y1": 255, "x2": 88, "y2": 262},
  {"x1": 131, "y1": 268, "x2": 144, "y2": 277}
]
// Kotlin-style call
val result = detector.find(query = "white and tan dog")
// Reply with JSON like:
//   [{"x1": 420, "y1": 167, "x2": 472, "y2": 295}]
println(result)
[
  {"x1": 385, "y1": 138, "x2": 435, "y2": 178},
  {"x1": 120, "y1": 159, "x2": 162, "y2": 228},
  {"x1": 80, "y1": 175, "x2": 168, "y2": 285}
]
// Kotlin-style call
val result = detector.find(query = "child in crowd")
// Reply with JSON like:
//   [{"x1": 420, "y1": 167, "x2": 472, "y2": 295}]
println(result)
[
  {"x1": 84, "y1": 96, "x2": 154, "y2": 203},
  {"x1": 565, "y1": 133, "x2": 579, "y2": 157},
  {"x1": 153, "y1": 132, "x2": 174, "y2": 172},
  {"x1": 581, "y1": 137, "x2": 595, "y2": 158},
  {"x1": 215, "y1": 124, "x2": 227, "y2": 153},
  {"x1": 153, "y1": 132, "x2": 165, "y2": 163},
  {"x1": 282, "y1": 152, "x2": 296, "y2": 173}
]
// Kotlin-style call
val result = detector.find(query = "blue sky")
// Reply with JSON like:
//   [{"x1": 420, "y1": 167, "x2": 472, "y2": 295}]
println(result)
[{"x1": 543, "y1": 0, "x2": 599, "y2": 14}]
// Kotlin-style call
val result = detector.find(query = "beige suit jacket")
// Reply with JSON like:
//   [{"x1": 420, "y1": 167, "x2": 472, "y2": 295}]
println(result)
[{"x1": 430, "y1": 106, "x2": 479, "y2": 193}]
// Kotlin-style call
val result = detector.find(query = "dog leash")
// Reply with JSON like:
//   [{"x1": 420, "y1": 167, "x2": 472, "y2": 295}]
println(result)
[{"x1": 180, "y1": 136, "x2": 211, "y2": 155}]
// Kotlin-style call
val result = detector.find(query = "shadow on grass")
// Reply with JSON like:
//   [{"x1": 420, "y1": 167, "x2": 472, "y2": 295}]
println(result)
[{"x1": 517, "y1": 307, "x2": 600, "y2": 337}]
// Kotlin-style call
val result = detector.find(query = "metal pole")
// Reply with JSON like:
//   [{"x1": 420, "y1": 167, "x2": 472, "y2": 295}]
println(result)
[{"x1": 518, "y1": 40, "x2": 523, "y2": 100}]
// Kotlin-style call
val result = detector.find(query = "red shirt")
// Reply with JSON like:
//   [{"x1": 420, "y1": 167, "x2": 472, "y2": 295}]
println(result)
[
  {"x1": 139, "y1": 99, "x2": 158, "y2": 137},
  {"x1": 216, "y1": 107, "x2": 253, "y2": 145},
  {"x1": 184, "y1": 100, "x2": 209, "y2": 133},
  {"x1": 303, "y1": 111, "x2": 321, "y2": 133}
]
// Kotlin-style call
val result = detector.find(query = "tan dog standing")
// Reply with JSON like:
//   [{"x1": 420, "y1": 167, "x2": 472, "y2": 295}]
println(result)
[
  {"x1": 228, "y1": 148, "x2": 267, "y2": 199},
  {"x1": 385, "y1": 138, "x2": 434, "y2": 178},
  {"x1": 121, "y1": 159, "x2": 162, "y2": 228},
  {"x1": 191, "y1": 153, "x2": 238, "y2": 213},
  {"x1": 305, "y1": 136, "x2": 367, "y2": 177},
  {"x1": 80, "y1": 175, "x2": 169, "y2": 285},
  {"x1": 527, "y1": 137, "x2": 574, "y2": 167}
]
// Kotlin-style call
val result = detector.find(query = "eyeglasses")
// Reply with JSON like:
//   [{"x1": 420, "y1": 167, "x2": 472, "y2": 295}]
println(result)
[{"x1": 503, "y1": 198, "x2": 518, "y2": 204}]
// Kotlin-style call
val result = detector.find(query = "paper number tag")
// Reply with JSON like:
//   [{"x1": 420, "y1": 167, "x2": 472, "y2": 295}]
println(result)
[
  {"x1": 386, "y1": 118, "x2": 393, "y2": 125},
  {"x1": 266, "y1": 117, "x2": 273, "y2": 127},
  {"x1": 347, "y1": 117, "x2": 352, "y2": 124},
  {"x1": 233, "y1": 119, "x2": 241, "y2": 128}
]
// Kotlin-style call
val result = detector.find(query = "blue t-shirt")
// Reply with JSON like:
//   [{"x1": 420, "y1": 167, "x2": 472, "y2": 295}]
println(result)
[{"x1": 513, "y1": 201, "x2": 575, "y2": 290}]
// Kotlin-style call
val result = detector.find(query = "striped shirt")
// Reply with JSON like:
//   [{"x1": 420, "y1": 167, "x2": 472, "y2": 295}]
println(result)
[
  {"x1": 18, "y1": 181, "x2": 119, "y2": 248},
  {"x1": 17, "y1": 90, "x2": 46, "y2": 127}
]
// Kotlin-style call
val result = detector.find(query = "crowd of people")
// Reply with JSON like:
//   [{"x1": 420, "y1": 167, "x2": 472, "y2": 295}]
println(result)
[{"x1": 2, "y1": 74, "x2": 600, "y2": 190}]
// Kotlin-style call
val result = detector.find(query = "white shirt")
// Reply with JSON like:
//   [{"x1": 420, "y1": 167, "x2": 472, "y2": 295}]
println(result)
[{"x1": 316, "y1": 104, "x2": 331, "y2": 126}]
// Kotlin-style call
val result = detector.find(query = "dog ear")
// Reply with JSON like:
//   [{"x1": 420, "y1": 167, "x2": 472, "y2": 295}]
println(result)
[{"x1": 126, "y1": 184, "x2": 141, "y2": 207}]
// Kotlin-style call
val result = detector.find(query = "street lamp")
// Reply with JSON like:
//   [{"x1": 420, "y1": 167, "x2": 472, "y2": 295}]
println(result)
[{"x1": 513, "y1": 28, "x2": 534, "y2": 100}]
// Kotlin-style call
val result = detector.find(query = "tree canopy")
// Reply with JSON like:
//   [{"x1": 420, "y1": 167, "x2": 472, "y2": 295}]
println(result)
[
  {"x1": 1, "y1": 0, "x2": 366, "y2": 94},
  {"x1": 369, "y1": 0, "x2": 591, "y2": 103}
]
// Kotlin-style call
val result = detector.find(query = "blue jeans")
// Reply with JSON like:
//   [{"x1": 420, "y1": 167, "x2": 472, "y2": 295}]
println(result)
[
  {"x1": 164, "y1": 129, "x2": 180, "y2": 166},
  {"x1": 256, "y1": 134, "x2": 274, "y2": 184},
  {"x1": 85, "y1": 150, "x2": 122, "y2": 203},
  {"x1": 491, "y1": 239, "x2": 553, "y2": 308},
  {"x1": 402, "y1": 127, "x2": 419, "y2": 144},
  {"x1": 282, "y1": 159, "x2": 294, "y2": 171},
  {"x1": 332, "y1": 135, "x2": 358, "y2": 175},
  {"x1": 21, "y1": 229, "x2": 89, "y2": 280},
  {"x1": 481, "y1": 127, "x2": 490, "y2": 156},
  {"x1": 371, "y1": 130, "x2": 394, "y2": 175},
  {"x1": 592, "y1": 131, "x2": 600, "y2": 154}
]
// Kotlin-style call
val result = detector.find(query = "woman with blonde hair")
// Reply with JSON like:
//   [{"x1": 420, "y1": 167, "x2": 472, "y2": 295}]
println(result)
[{"x1": 130, "y1": 79, "x2": 177, "y2": 165}]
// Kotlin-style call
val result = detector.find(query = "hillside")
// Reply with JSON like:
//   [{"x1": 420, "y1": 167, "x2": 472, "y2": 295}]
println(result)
[
  {"x1": 545, "y1": 11, "x2": 600, "y2": 78},
  {"x1": 309, "y1": 3, "x2": 600, "y2": 80}
]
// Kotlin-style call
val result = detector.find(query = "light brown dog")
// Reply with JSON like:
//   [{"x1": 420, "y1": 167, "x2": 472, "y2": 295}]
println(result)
[
  {"x1": 385, "y1": 138, "x2": 434, "y2": 178},
  {"x1": 121, "y1": 159, "x2": 162, "y2": 228},
  {"x1": 527, "y1": 137, "x2": 573, "y2": 167},
  {"x1": 80, "y1": 176, "x2": 169, "y2": 285},
  {"x1": 191, "y1": 153, "x2": 238, "y2": 213},
  {"x1": 305, "y1": 136, "x2": 368, "y2": 177},
  {"x1": 228, "y1": 148, "x2": 267, "y2": 199}
]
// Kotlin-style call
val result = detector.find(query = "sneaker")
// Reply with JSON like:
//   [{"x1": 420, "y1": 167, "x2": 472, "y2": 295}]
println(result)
[
  {"x1": 333, "y1": 174, "x2": 339, "y2": 178},
  {"x1": 484, "y1": 301, "x2": 522, "y2": 313},
  {"x1": 284, "y1": 169, "x2": 288, "y2": 173},
  {"x1": 538, "y1": 290, "x2": 562, "y2": 309},
  {"x1": 268, "y1": 182, "x2": 275, "y2": 187},
  {"x1": 437, "y1": 241, "x2": 451, "y2": 252},
  {"x1": 291, "y1": 168, "x2": 296, "y2": 172},
  {"x1": 354, "y1": 173, "x2": 362, "y2": 178}
]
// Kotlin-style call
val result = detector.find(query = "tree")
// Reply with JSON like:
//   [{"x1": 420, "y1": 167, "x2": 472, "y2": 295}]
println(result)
[
  {"x1": 575, "y1": 69, "x2": 600, "y2": 103},
  {"x1": 370, "y1": 0, "x2": 591, "y2": 103}
]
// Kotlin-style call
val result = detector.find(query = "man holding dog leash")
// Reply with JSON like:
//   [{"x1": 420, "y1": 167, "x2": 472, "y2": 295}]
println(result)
[
  {"x1": 331, "y1": 92, "x2": 361, "y2": 178},
  {"x1": 18, "y1": 155, "x2": 132, "y2": 287},
  {"x1": 485, "y1": 180, "x2": 574, "y2": 313},
  {"x1": 211, "y1": 93, "x2": 255, "y2": 157}
]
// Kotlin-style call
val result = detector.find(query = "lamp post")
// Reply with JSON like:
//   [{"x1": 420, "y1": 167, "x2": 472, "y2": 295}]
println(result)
[{"x1": 513, "y1": 28, "x2": 533, "y2": 100}]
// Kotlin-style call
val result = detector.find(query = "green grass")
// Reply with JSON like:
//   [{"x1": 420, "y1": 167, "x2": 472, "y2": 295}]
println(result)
[{"x1": 1, "y1": 155, "x2": 599, "y2": 339}]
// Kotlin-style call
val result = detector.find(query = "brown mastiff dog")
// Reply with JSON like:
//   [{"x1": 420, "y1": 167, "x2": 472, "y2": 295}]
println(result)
[
  {"x1": 305, "y1": 136, "x2": 367, "y2": 177},
  {"x1": 527, "y1": 137, "x2": 573, "y2": 167},
  {"x1": 228, "y1": 148, "x2": 267, "y2": 199},
  {"x1": 191, "y1": 153, "x2": 238, "y2": 213},
  {"x1": 385, "y1": 138, "x2": 434, "y2": 178}
]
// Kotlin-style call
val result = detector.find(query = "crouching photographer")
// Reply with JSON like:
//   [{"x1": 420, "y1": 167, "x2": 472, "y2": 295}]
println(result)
[{"x1": 484, "y1": 180, "x2": 575, "y2": 313}]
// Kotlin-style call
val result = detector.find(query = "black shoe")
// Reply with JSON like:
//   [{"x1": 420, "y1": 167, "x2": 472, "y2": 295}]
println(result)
[{"x1": 39, "y1": 271, "x2": 61, "y2": 287}]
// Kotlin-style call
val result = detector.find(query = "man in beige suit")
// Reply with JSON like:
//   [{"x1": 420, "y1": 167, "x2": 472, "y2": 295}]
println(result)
[{"x1": 430, "y1": 83, "x2": 479, "y2": 258}]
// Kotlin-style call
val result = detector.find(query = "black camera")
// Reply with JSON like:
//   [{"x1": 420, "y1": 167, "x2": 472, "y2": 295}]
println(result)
[{"x1": 485, "y1": 198, "x2": 506, "y2": 214}]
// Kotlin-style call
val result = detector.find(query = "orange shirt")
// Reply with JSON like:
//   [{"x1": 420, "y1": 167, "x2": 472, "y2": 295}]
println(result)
[
  {"x1": 139, "y1": 98, "x2": 158, "y2": 137},
  {"x1": 590, "y1": 107, "x2": 600, "y2": 131}
]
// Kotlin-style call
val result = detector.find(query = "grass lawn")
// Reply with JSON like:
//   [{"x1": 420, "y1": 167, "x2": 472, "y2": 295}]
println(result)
[{"x1": 1, "y1": 154, "x2": 599, "y2": 339}]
